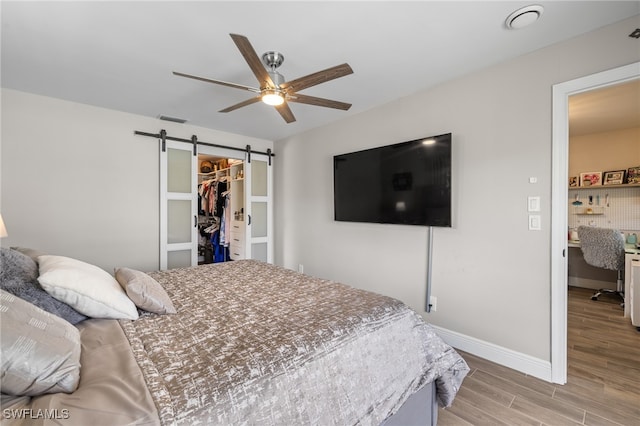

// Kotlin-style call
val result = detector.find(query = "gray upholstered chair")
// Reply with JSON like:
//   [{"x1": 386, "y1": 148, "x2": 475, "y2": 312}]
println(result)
[{"x1": 577, "y1": 226, "x2": 626, "y2": 305}]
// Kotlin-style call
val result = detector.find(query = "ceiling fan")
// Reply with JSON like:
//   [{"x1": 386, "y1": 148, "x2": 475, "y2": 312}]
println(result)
[{"x1": 173, "y1": 33, "x2": 354, "y2": 124}]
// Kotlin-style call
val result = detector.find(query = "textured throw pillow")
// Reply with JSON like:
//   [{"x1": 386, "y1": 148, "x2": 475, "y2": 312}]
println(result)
[
  {"x1": 115, "y1": 267, "x2": 176, "y2": 314},
  {"x1": 38, "y1": 255, "x2": 138, "y2": 320},
  {"x1": 1, "y1": 247, "x2": 38, "y2": 281},
  {"x1": 0, "y1": 248, "x2": 87, "y2": 324},
  {"x1": 0, "y1": 290, "x2": 81, "y2": 396}
]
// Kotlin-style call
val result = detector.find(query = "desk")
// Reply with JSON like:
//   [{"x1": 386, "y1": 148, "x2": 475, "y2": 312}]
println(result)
[
  {"x1": 568, "y1": 240, "x2": 640, "y2": 317},
  {"x1": 567, "y1": 240, "x2": 640, "y2": 254},
  {"x1": 625, "y1": 252, "x2": 640, "y2": 321}
]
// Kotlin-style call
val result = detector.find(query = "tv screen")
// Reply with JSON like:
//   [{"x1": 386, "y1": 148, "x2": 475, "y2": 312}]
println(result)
[{"x1": 333, "y1": 133, "x2": 451, "y2": 227}]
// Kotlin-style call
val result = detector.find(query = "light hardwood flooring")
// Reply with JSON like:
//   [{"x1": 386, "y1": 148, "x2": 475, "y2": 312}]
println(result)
[{"x1": 438, "y1": 286, "x2": 640, "y2": 425}]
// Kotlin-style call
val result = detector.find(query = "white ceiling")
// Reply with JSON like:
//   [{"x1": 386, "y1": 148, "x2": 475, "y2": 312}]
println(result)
[
  {"x1": 569, "y1": 79, "x2": 640, "y2": 137},
  {"x1": 2, "y1": 1, "x2": 639, "y2": 141}
]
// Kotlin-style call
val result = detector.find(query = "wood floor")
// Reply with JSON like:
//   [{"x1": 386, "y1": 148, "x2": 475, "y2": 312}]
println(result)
[{"x1": 437, "y1": 286, "x2": 640, "y2": 425}]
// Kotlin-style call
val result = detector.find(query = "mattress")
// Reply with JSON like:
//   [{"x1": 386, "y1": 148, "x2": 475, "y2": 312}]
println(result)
[{"x1": 2, "y1": 260, "x2": 468, "y2": 425}]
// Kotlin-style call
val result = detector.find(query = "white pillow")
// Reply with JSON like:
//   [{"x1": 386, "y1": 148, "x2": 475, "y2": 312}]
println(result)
[{"x1": 37, "y1": 255, "x2": 138, "y2": 320}]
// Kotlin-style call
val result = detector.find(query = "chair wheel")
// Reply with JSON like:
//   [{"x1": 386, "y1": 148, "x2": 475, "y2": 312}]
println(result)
[{"x1": 591, "y1": 296, "x2": 598, "y2": 301}]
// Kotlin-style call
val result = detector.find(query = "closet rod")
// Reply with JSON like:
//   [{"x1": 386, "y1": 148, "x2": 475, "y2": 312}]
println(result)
[{"x1": 134, "y1": 130, "x2": 275, "y2": 157}]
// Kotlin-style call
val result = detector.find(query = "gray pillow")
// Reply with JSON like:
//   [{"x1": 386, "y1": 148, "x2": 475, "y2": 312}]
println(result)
[
  {"x1": 0, "y1": 290, "x2": 81, "y2": 396},
  {"x1": 115, "y1": 267, "x2": 177, "y2": 314},
  {"x1": 0, "y1": 248, "x2": 87, "y2": 324}
]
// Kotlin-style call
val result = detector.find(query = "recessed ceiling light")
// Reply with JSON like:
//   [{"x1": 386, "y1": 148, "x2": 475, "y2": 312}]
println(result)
[{"x1": 506, "y1": 5, "x2": 544, "y2": 30}]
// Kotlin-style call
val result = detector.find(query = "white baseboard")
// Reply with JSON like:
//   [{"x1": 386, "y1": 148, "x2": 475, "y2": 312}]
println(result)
[
  {"x1": 431, "y1": 325, "x2": 553, "y2": 382},
  {"x1": 568, "y1": 276, "x2": 615, "y2": 290}
]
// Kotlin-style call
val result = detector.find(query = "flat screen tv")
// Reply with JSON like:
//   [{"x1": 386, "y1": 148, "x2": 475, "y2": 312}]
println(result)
[{"x1": 334, "y1": 133, "x2": 451, "y2": 227}]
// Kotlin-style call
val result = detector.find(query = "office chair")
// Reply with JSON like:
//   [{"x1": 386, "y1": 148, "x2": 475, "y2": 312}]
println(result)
[{"x1": 577, "y1": 226, "x2": 626, "y2": 305}]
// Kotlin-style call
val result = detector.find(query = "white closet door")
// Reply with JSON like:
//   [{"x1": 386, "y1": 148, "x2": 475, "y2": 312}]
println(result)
[
  {"x1": 244, "y1": 153, "x2": 273, "y2": 263},
  {"x1": 160, "y1": 140, "x2": 197, "y2": 269}
]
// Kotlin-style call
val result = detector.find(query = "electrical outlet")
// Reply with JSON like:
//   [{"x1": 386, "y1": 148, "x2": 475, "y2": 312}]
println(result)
[
  {"x1": 298, "y1": 264, "x2": 304, "y2": 274},
  {"x1": 430, "y1": 296, "x2": 437, "y2": 312}
]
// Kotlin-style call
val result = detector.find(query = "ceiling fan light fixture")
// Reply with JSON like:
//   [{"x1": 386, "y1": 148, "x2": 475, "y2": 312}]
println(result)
[
  {"x1": 262, "y1": 89, "x2": 285, "y2": 106},
  {"x1": 174, "y1": 34, "x2": 353, "y2": 123}
]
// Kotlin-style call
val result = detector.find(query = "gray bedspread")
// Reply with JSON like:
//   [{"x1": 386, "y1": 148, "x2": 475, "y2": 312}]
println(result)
[{"x1": 120, "y1": 260, "x2": 468, "y2": 425}]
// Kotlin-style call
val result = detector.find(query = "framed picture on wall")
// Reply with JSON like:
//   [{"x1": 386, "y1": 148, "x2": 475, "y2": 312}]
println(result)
[
  {"x1": 603, "y1": 170, "x2": 626, "y2": 185},
  {"x1": 579, "y1": 171, "x2": 602, "y2": 186},
  {"x1": 627, "y1": 166, "x2": 640, "y2": 184},
  {"x1": 568, "y1": 176, "x2": 579, "y2": 187}
]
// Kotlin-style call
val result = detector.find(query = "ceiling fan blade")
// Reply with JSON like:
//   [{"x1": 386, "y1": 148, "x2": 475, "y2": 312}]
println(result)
[
  {"x1": 288, "y1": 93, "x2": 352, "y2": 111},
  {"x1": 275, "y1": 102, "x2": 296, "y2": 123},
  {"x1": 219, "y1": 96, "x2": 262, "y2": 113},
  {"x1": 173, "y1": 71, "x2": 259, "y2": 93},
  {"x1": 229, "y1": 33, "x2": 276, "y2": 89},
  {"x1": 280, "y1": 63, "x2": 353, "y2": 93}
]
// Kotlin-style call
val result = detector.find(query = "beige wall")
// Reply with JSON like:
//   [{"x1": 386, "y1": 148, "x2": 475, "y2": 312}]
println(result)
[
  {"x1": 569, "y1": 127, "x2": 640, "y2": 178},
  {"x1": 274, "y1": 15, "x2": 640, "y2": 366},
  {"x1": 0, "y1": 89, "x2": 272, "y2": 272}
]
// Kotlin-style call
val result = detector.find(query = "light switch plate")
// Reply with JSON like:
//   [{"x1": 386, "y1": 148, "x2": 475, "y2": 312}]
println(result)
[
  {"x1": 529, "y1": 214, "x2": 541, "y2": 230},
  {"x1": 528, "y1": 196, "x2": 541, "y2": 212}
]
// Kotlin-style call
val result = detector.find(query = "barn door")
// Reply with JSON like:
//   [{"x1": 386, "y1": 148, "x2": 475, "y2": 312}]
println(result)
[
  {"x1": 159, "y1": 140, "x2": 197, "y2": 269},
  {"x1": 244, "y1": 152, "x2": 273, "y2": 263}
]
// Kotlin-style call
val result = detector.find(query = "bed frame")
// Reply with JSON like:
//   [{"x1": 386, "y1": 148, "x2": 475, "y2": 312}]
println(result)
[{"x1": 383, "y1": 381, "x2": 438, "y2": 426}]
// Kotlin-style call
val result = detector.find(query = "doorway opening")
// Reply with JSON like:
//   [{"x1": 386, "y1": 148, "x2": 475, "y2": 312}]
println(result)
[
  {"x1": 551, "y1": 62, "x2": 640, "y2": 384},
  {"x1": 197, "y1": 154, "x2": 245, "y2": 265}
]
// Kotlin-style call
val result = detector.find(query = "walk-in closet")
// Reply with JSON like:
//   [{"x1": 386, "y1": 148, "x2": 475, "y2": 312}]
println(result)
[
  {"x1": 154, "y1": 130, "x2": 273, "y2": 270},
  {"x1": 197, "y1": 155, "x2": 245, "y2": 264}
]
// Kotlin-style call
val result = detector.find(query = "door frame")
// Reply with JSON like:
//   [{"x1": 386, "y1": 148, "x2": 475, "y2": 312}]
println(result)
[
  {"x1": 197, "y1": 145, "x2": 247, "y2": 264},
  {"x1": 550, "y1": 61, "x2": 640, "y2": 383},
  {"x1": 191, "y1": 146, "x2": 274, "y2": 264}
]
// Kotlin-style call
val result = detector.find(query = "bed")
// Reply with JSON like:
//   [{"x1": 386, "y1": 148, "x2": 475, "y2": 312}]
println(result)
[{"x1": 1, "y1": 247, "x2": 468, "y2": 426}]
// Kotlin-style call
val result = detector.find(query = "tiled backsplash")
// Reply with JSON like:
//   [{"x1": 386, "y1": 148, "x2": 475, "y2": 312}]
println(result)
[{"x1": 568, "y1": 186, "x2": 640, "y2": 233}]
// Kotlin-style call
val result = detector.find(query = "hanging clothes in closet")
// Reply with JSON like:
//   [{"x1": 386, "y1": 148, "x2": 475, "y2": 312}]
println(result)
[
  {"x1": 198, "y1": 176, "x2": 229, "y2": 217},
  {"x1": 198, "y1": 175, "x2": 230, "y2": 263},
  {"x1": 219, "y1": 190, "x2": 231, "y2": 248}
]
